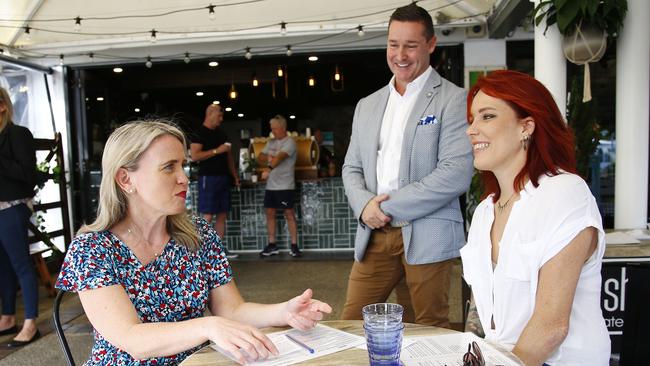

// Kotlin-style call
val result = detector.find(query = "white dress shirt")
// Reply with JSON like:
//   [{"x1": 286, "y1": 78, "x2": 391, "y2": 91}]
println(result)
[
  {"x1": 460, "y1": 173, "x2": 611, "y2": 365},
  {"x1": 376, "y1": 66, "x2": 432, "y2": 195}
]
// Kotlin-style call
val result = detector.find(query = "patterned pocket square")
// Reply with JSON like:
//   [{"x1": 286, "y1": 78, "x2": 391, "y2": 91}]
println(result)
[{"x1": 418, "y1": 114, "x2": 438, "y2": 126}]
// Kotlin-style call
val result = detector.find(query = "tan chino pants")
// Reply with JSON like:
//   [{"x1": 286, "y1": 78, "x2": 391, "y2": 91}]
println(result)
[{"x1": 341, "y1": 226, "x2": 453, "y2": 328}]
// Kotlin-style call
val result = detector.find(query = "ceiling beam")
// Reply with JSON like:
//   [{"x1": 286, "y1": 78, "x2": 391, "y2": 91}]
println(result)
[
  {"x1": 8, "y1": 0, "x2": 47, "y2": 47},
  {"x1": 441, "y1": 0, "x2": 487, "y2": 24},
  {"x1": 0, "y1": 54, "x2": 53, "y2": 74},
  {"x1": 487, "y1": 0, "x2": 533, "y2": 38}
]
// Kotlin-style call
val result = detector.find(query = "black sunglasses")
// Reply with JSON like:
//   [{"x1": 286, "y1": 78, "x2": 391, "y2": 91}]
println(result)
[{"x1": 463, "y1": 341, "x2": 485, "y2": 366}]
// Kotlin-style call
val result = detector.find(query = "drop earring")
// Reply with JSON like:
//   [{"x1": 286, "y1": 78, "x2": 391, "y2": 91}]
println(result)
[{"x1": 521, "y1": 134, "x2": 531, "y2": 151}]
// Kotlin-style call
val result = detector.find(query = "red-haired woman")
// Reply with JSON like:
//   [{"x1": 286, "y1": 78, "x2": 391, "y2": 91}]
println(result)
[{"x1": 461, "y1": 70, "x2": 610, "y2": 365}]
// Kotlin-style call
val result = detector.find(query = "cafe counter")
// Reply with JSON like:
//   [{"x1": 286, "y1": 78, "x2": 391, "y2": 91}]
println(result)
[{"x1": 188, "y1": 177, "x2": 357, "y2": 252}]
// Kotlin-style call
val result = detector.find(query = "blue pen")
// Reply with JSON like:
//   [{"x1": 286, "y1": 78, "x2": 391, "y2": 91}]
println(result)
[{"x1": 285, "y1": 334, "x2": 315, "y2": 354}]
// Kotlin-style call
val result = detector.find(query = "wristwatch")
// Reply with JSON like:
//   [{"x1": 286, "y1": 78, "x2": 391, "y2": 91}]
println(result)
[{"x1": 212, "y1": 148, "x2": 218, "y2": 155}]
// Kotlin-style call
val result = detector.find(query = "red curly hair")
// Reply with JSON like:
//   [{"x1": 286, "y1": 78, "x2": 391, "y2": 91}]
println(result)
[{"x1": 467, "y1": 70, "x2": 577, "y2": 201}]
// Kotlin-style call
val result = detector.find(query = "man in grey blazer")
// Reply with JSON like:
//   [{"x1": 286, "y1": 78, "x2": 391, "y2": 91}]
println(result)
[{"x1": 341, "y1": 3, "x2": 473, "y2": 327}]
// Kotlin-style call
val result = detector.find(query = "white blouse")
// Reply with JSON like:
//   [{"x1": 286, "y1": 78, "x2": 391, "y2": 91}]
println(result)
[{"x1": 461, "y1": 173, "x2": 610, "y2": 365}]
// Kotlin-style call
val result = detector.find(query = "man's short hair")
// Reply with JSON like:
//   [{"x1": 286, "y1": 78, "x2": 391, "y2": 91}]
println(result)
[
  {"x1": 270, "y1": 114, "x2": 287, "y2": 129},
  {"x1": 389, "y1": 3, "x2": 435, "y2": 41}
]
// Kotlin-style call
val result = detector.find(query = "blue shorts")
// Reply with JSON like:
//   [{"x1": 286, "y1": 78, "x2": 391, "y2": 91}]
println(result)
[
  {"x1": 264, "y1": 190, "x2": 295, "y2": 209},
  {"x1": 198, "y1": 175, "x2": 231, "y2": 214}
]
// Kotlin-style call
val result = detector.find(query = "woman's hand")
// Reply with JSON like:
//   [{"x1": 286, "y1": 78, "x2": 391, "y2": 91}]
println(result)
[
  {"x1": 207, "y1": 317, "x2": 279, "y2": 365},
  {"x1": 283, "y1": 289, "x2": 333, "y2": 331}
]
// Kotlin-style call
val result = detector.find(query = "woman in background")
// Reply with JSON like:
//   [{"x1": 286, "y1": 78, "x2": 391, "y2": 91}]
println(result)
[
  {"x1": 0, "y1": 86, "x2": 40, "y2": 347},
  {"x1": 461, "y1": 70, "x2": 610, "y2": 365},
  {"x1": 56, "y1": 120, "x2": 331, "y2": 365}
]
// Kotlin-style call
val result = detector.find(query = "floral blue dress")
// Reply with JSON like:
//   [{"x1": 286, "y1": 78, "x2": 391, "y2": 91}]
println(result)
[{"x1": 55, "y1": 217, "x2": 232, "y2": 365}]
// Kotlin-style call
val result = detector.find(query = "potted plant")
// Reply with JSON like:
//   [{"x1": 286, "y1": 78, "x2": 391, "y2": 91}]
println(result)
[{"x1": 533, "y1": 0, "x2": 628, "y2": 101}]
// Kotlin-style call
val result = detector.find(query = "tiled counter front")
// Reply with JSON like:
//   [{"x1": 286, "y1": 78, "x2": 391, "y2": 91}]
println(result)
[{"x1": 189, "y1": 177, "x2": 357, "y2": 251}]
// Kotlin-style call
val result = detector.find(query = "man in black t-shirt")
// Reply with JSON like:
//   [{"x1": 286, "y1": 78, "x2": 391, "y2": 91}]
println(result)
[{"x1": 190, "y1": 104, "x2": 240, "y2": 258}]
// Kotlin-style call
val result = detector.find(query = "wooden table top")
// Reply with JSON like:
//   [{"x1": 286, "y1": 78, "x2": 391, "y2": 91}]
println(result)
[{"x1": 179, "y1": 319, "x2": 457, "y2": 366}]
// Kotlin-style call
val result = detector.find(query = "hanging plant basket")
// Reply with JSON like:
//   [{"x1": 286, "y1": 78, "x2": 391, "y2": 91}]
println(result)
[
  {"x1": 533, "y1": 0, "x2": 628, "y2": 102},
  {"x1": 562, "y1": 21, "x2": 607, "y2": 102}
]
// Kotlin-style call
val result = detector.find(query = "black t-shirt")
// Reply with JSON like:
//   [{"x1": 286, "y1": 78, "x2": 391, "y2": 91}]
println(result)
[{"x1": 191, "y1": 125, "x2": 230, "y2": 176}]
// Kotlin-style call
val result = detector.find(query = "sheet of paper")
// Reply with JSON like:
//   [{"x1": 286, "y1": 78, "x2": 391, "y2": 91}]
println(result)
[
  {"x1": 210, "y1": 323, "x2": 366, "y2": 366},
  {"x1": 605, "y1": 231, "x2": 641, "y2": 245},
  {"x1": 400, "y1": 332, "x2": 521, "y2": 366}
]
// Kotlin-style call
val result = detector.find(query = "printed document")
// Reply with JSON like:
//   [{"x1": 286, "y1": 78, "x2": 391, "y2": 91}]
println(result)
[
  {"x1": 211, "y1": 323, "x2": 365, "y2": 365},
  {"x1": 401, "y1": 332, "x2": 521, "y2": 366}
]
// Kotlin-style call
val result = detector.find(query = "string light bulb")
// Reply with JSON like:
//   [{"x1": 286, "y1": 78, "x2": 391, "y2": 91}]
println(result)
[
  {"x1": 59, "y1": 54, "x2": 64, "y2": 66},
  {"x1": 308, "y1": 76, "x2": 315, "y2": 87},
  {"x1": 23, "y1": 26, "x2": 31, "y2": 40},
  {"x1": 357, "y1": 25, "x2": 365, "y2": 37},
  {"x1": 244, "y1": 47, "x2": 252, "y2": 60},
  {"x1": 277, "y1": 66, "x2": 284, "y2": 77},
  {"x1": 286, "y1": 45, "x2": 293, "y2": 57},
  {"x1": 184, "y1": 52, "x2": 191, "y2": 64},
  {"x1": 209, "y1": 60, "x2": 219, "y2": 67},
  {"x1": 229, "y1": 83, "x2": 238, "y2": 99},
  {"x1": 145, "y1": 56, "x2": 153, "y2": 68},
  {"x1": 208, "y1": 4, "x2": 216, "y2": 20},
  {"x1": 74, "y1": 17, "x2": 82, "y2": 32},
  {"x1": 88, "y1": 52, "x2": 94, "y2": 62},
  {"x1": 280, "y1": 22, "x2": 287, "y2": 35},
  {"x1": 150, "y1": 29, "x2": 157, "y2": 43},
  {"x1": 252, "y1": 74, "x2": 259, "y2": 87},
  {"x1": 334, "y1": 66, "x2": 341, "y2": 81}
]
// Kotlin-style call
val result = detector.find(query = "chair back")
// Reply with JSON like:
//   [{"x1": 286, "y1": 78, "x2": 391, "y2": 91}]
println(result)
[{"x1": 52, "y1": 290, "x2": 75, "y2": 366}]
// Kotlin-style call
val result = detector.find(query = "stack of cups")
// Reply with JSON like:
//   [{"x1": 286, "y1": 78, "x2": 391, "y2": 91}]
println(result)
[{"x1": 362, "y1": 303, "x2": 404, "y2": 366}]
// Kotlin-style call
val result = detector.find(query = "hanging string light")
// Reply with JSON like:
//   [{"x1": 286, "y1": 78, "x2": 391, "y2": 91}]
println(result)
[
  {"x1": 280, "y1": 22, "x2": 287, "y2": 35},
  {"x1": 252, "y1": 73, "x2": 259, "y2": 87},
  {"x1": 357, "y1": 25, "x2": 365, "y2": 36},
  {"x1": 74, "y1": 16, "x2": 82, "y2": 32},
  {"x1": 244, "y1": 47, "x2": 252, "y2": 60},
  {"x1": 184, "y1": 52, "x2": 191, "y2": 64},
  {"x1": 308, "y1": 75, "x2": 315, "y2": 87},
  {"x1": 207, "y1": 4, "x2": 216, "y2": 20},
  {"x1": 145, "y1": 56, "x2": 153, "y2": 68},
  {"x1": 59, "y1": 54, "x2": 64, "y2": 65},
  {"x1": 286, "y1": 45, "x2": 293, "y2": 57},
  {"x1": 277, "y1": 66, "x2": 284, "y2": 77},
  {"x1": 209, "y1": 60, "x2": 219, "y2": 67},
  {"x1": 150, "y1": 29, "x2": 157, "y2": 43},
  {"x1": 334, "y1": 66, "x2": 341, "y2": 81},
  {"x1": 88, "y1": 52, "x2": 94, "y2": 62},
  {"x1": 23, "y1": 26, "x2": 31, "y2": 40},
  {"x1": 229, "y1": 82, "x2": 238, "y2": 99}
]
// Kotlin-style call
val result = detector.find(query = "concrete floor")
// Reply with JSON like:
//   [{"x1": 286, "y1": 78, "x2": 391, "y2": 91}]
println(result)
[{"x1": 0, "y1": 252, "x2": 464, "y2": 365}]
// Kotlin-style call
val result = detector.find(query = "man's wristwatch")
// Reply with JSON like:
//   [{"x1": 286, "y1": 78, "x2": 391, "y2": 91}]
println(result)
[{"x1": 212, "y1": 148, "x2": 218, "y2": 155}]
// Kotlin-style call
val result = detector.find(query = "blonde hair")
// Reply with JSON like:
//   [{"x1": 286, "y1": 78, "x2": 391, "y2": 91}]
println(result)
[
  {"x1": 270, "y1": 114, "x2": 287, "y2": 129},
  {"x1": 0, "y1": 87, "x2": 14, "y2": 133},
  {"x1": 78, "y1": 120, "x2": 201, "y2": 251}
]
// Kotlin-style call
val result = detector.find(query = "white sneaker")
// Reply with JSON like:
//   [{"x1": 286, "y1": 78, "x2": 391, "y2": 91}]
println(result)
[{"x1": 223, "y1": 248, "x2": 239, "y2": 259}]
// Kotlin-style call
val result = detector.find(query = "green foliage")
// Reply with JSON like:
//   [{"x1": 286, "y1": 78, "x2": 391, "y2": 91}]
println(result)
[
  {"x1": 567, "y1": 74, "x2": 600, "y2": 180},
  {"x1": 533, "y1": 0, "x2": 628, "y2": 39}
]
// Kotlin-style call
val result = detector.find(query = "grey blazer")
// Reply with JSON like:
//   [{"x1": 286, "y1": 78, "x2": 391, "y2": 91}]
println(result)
[{"x1": 342, "y1": 69, "x2": 473, "y2": 265}]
